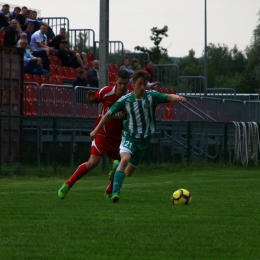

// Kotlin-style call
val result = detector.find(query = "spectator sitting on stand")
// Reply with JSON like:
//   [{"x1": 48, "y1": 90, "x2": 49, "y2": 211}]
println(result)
[
  {"x1": 129, "y1": 58, "x2": 142, "y2": 72},
  {"x1": 119, "y1": 56, "x2": 135, "y2": 77},
  {"x1": 56, "y1": 39, "x2": 87, "y2": 69},
  {"x1": 24, "y1": 11, "x2": 55, "y2": 40},
  {"x1": 0, "y1": 4, "x2": 10, "y2": 29},
  {"x1": 9, "y1": 6, "x2": 20, "y2": 20},
  {"x1": 19, "y1": 39, "x2": 51, "y2": 76},
  {"x1": 23, "y1": 22, "x2": 34, "y2": 44},
  {"x1": 17, "y1": 6, "x2": 29, "y2": 31},
  {"x1": 48, "y1": 27, "x2": 66, "y2": 51},
  {"x1": 86, "y1": 60, "x2": 99, "y2": 88},
  {"x1": 72, "y1": 69, "x2": 88, "y2": 88},
  {"x1": 4, "y1": 19, "x2": 19, "y2": 47},
  {"x1": 18, "y1": 31, "x2": 50, "y2": 71},
  {"x1": 30, "y1": 23, "x2": 54, "y2": 55},
  {"x1": 8, "y1": 6, "x2": 22, "y2": 33},
  {"x1": 29, "y1": 10, "x2": 37, "y2": 19},
  {"x1": 143, "y1": 60, "x2": 160, "y2": 86}
]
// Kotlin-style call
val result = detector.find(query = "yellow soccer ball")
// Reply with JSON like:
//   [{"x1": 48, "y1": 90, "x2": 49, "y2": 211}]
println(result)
[{"x1": 171, "y1": 188, "x2": 192, "y2": 205}]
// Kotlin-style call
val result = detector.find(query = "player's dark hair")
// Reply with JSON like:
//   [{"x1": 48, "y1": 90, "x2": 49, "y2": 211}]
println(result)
[
  {"x1": 132, "y1": 70, "x2": 149, "y2": 82},
  {"x1": 116, "y1": 70, "x2": 129, "y2": 80}
]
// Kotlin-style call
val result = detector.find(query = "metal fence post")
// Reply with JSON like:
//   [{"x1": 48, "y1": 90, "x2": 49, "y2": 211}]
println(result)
[{"x1": 53, "y1": 117, "x2": 57, "y2": 173}]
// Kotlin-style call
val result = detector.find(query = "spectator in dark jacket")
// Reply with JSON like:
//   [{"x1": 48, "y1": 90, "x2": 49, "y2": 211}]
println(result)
[
  {"x1": 72, "y1": 69, "x2": 88, "y2": 87},
  {"x1": 0, "y1": 4, "x2": 10, "y2": 28},
  {"x1": 56, "y1": 39, "x2": 87, "y2": 69},
  {"x1": 4, "y1": 19, "x2": 19, "y2": 46},
  {"x1": 86, "y1": 60, "x2": 99, "y2": 88},
  {"x1": 48, "y1": 27, "x2": 66, "y2": 50}
]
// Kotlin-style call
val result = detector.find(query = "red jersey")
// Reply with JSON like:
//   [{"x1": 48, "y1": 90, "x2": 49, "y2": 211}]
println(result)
[{"x1": 94, "y1": 85, "x2": 127, "y2": 141}]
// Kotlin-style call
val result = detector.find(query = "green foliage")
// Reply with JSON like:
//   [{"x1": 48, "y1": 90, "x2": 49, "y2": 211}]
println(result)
[
  {"x1": 177, "y1": 43, "x2": 248, "y2": 92},
  {"x1": 245, "y1": 11, "x2": 260, "y2": 92},
  {"x1": 178, "y1": 49, "x2": 202, "y2": 76},
  {"x1": 175, "y1": 9, "x2": 260, "y2": 94},
  {"x1": 75, "y1": 31, "x2": 89, "y2": 52},
  {"x1": 1, "y1": 164, "x2": 260, "y2": 259},
  {"x1": 134, "y1": 25, "x2": 172, "y2": 64}
]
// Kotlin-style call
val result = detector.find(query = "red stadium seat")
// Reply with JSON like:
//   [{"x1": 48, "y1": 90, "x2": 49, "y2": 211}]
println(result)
[
  {"x1": 53, "y1": 56, "x2": 62, "y2": 66},
  {"x1": 87, "y1": 60, "x2": 92, "y2": 69},
  {"x1": 87, "y1": 52, "x2": 94, "y2": 62},
  {"x1": 57, "y1": 66, "x2": 64, "y2": 78},
  {"x1": 70, "y1": 67, "x2": 77, "y2": 79},
  {"x1": 48, "y1": 76, "x2": 56, "y2": 84},
  {"x1": 24, "y1": 73, "x2": 33, "y2": 82},
  {"x1": 32, "y1": 74, "x2": 41, "y2": 85},
  {"x1": 55, "y1": 77, "x2": 64, "y2": 85},
  {"x1": 109, "y1": 64, "x2": 117, "y2": 73},
  {"x1": 114, "y1": 64, "x2": 120, "y2": 73},
  {"x1": 49, "y1": 64, "x2": 57, "y2": 77},
  {"x1": 63, "y1": 67, "x2": 73, "y2": 80},
  {"x1": 41, "y1": 75, "x2": 49, "y2": 84},
  {"x1": 109, "y1": 72, "x2": 116, "y2": 83},
  {"x1": 48, "y1": 55, "x2": 55, "y2": 65}
]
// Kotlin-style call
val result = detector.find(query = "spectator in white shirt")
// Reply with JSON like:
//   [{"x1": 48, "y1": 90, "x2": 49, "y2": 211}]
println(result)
[{"x1": 30, "y1": 23, "x2": 54, "y2": 55}]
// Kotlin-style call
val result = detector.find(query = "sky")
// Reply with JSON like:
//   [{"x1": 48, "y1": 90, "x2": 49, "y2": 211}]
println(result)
[{"x1": 5, "y1": 0, "x2": 260, "y2": 57}]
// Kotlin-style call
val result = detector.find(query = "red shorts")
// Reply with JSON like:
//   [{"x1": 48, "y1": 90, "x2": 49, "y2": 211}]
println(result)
[{"x1": 91, "y1": 134, "x2": 121, "y2": 160}]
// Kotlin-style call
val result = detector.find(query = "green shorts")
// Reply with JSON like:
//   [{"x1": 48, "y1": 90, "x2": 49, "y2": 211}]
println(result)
[{"x1": 119, "y1": 131, "x2": 150, "y2": 167}]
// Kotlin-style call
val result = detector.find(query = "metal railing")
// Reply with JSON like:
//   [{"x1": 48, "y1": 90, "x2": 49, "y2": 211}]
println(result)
[
  {"x1": 68, "y1": 29, "x2": 95, "y2": 53},
  {"x1": 41, "y1": 17, "x2": 70, "y2": 36},
  {"x1": 1, "y1": 115, "x2": 259, "y2": 167}
]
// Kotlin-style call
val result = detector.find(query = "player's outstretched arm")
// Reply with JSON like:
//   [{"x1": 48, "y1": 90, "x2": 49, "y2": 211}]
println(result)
[
  {"x1": 90, "y1": 113, "x2": 112, "y2": 140},
  {"x1": 86, "y1": 90, "x2": 97, "y2": 103},
  {"x1": 167, "y1": 94, "x2": 186, "y2": 102}
]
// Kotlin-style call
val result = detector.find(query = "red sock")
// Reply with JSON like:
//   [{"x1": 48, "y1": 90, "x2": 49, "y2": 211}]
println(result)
[
  {"x1": 65, "y1": 162, "x2": 89, "y2": 187},
  {"x1": 105, "y1": 180, "x2": 113, "y2": 194}
]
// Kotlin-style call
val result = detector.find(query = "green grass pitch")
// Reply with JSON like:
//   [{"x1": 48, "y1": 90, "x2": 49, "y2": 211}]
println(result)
[{"x1": 1, "y1": 164, "x2": 260, "y2": 260}]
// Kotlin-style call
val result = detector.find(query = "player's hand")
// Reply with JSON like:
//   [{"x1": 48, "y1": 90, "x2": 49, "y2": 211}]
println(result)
[
  {"x1": 177, "y1": 96, "x2": 186, "y2": 102},
  {"x1": 90, "y1": 130, "x2": 98, "y2": 140},
  {"x1": 87, "y1": 90, "x2": 96, "y2": 103}
]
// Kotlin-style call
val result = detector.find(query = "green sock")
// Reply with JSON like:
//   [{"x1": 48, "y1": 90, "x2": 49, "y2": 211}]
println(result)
[{"x1": 112, "y1": 171, "x2": 125, "y2": 194}]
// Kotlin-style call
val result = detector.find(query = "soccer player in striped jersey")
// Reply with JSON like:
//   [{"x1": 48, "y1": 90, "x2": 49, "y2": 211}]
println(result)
[
  {"x1": 90, "y1": 70, "x2": 187, "y2": 203},
  {"x1": 58, "y1": 70, "x2": 136, "y2": 199}
]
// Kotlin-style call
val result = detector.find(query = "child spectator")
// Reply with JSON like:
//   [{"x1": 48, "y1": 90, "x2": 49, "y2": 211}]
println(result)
[
  {"x1": 129, "y1": 58, "x2": 142, "y2": 72},
  {"x1": 120, "y1": 56, "x2": 134, "y2": 77}
]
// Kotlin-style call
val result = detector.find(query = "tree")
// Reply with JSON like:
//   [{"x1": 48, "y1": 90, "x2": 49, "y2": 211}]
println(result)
[
  {"x1": 177, "y1": 49, "x2": 202, "y2": 76},
  {"x1": 177, "y1": 43, "x2": 248, "y2": 93},
  {"x1": 134, "y1": 25, "x2": 171, "y2": 64},
  {"x1": 245, "y1": 10, "x2": 260, "y2": 92},
  {"x1": 72, "y1": 31, "x2": 89, "y2": 52}
]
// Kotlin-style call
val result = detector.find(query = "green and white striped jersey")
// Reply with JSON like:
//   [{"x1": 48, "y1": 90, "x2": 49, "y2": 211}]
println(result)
[{"x1": 108, "y1": 90, "x2": 169, "y2": 139}]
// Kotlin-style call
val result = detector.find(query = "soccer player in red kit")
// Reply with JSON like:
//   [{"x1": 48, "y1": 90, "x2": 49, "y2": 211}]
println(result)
[{"x1": 58, "y1": 70, "x2": 132, "y2": 199}]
